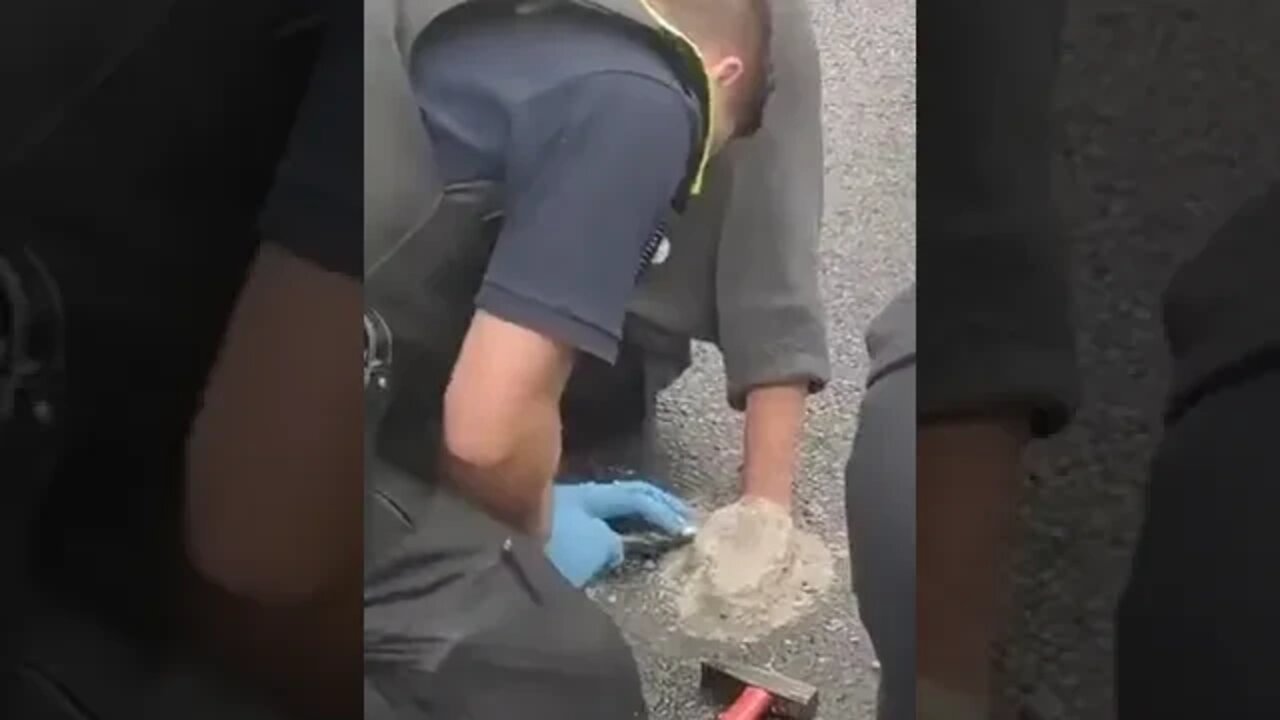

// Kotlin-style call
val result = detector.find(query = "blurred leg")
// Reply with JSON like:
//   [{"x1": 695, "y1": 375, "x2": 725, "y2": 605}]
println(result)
[
  {"x1": 846, "y1": 288, "x2": 916, "y2": 720},
  {"x1": 1116, "y1": 370, "x2": 1280, "y2": 716},
  {"x1": 365, "y1": 320, "x2": 649, "y2": 719},
  {"x1": 1116, "y1": 185, "x2": 1280, "y2": 717},
  {"x1": 559, "y1": 340, "x2": 687, "y2": 483},
  {"x1": 559, "y1": 347, "x2": 650, "y2": 461}
]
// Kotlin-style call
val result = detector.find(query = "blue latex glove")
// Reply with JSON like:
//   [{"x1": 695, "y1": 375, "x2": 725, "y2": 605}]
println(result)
[{"x1": 545, "y1": 480, "x2": 696, "y2": 588}]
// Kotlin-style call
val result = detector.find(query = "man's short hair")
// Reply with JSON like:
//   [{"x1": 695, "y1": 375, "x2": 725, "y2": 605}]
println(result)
[{"x1": 654, "y1": 0, "x2": 774, "y2": 136}]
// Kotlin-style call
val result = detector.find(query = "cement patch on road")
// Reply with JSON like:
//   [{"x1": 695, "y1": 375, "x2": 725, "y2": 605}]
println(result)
[{"x1": 660, "y1": 499, "x2": 837, "y2": 643}]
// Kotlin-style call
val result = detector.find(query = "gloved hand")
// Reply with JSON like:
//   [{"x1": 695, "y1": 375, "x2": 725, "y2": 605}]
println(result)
[{"x1": 545, "y1": 480, "x2": 696, "y2": 588}]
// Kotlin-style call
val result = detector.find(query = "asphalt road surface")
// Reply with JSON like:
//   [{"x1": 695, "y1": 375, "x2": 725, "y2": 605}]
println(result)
[
  {"x1": 1006, "y1": 3, "x2": 1279, "y2": 718},
  {"x1": 590, "y1": 2, "x2": 916, "y2": 718}
]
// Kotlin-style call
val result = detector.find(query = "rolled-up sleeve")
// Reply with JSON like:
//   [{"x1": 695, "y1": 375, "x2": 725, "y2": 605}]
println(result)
[
  {"x1": 918, "y1": 0, "x2": 1078, "y2": 436},
  {"x1": 714, "y1": 0, "x2": 830, "y2": 410}
]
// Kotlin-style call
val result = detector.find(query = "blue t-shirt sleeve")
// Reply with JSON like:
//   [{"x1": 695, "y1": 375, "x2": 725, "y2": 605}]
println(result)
[
  {"x1": 476, "y1": 72, "x2": 697, "y2": 363},
  {"x1": 257, "y1": 10, "x2": 361, "y2": 278}
]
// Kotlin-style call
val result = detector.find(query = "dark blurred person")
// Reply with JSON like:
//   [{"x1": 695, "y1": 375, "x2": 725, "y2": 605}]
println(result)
[
  {"x1": 844, "y1": 286, "x2": 917, "y2": 720},
  {"x1": 5, "y1": 3, "x2": 360, "y2": 718},
  {"x1": 1116, "y1": 182, "x2": 1280, "y2": 718}
]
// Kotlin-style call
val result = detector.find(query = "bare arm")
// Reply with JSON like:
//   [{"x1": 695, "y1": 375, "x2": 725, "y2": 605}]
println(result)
[
  {"x1": 434, "y1": 75, "x2": 697, "y2": 537},
  {"x1": 183, "y1": 243, "x2": 361, "y2": 720},
  {"x1": 184, "y1": 1, "x2": 362, "y2": 601},
  {"x1": 715, "y1": 1, "x2": 824, "y2": 512},
  {"x1": 917, "y1": 412, "x2": 1030, "y2": 704},
  {"x1": 740, "y1": 383, "x2": 808, "y2": 508},
  {"x1": 182, "y1": 12, "x2": 362, "y2": 717},
  {"x1": 184, "y1": 244, "x2": 361, "y2": 600},
  {"x1": 917, "y1": 0, "x2": 1070, "y2": 708},
  {"x1": 443, "y1": 309, "x2": 575, "y2": 538}
]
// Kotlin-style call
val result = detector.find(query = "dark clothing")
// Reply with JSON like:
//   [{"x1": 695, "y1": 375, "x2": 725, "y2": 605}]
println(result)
[
  {"x1": 5, "y1": 8, "x2": 355, "y2": 720},
  {"x1": 559, "y1": 346, "x2": 653, "y2": 459},
  {"x1": 18, "y1": 1, "x2": 338, "y2": 648},
  {"x1": 364, "y1": 9, "x2": 707, "y2": 719},
  {"x1": 1160, "y1": 182, "x2": 1280, "y2": 423},
  {"x1": 1117, "y1": 370, "x2": 1280, "y2": 718},
  {"x1": 922, "y1": 0, "x2": 1280, "y2": 715},
  {"x1": 364, "y1": 4, "x2": 827, "y2": 718},
  {"x1": 259, "y1": 4, "x2": 362, "y2": 278},
  {"x1": 845, "y1": 290, "x2": 917, "y2": 720},
  {"x1": 367, "y1": 0, "x2": 830, "y2": 412},
  {"x1": 1116, "y1": 183, "x2": 1280, "y2": 718},
  {"x1": 415, "y1": 10, "x2": 699, "y2": 362},
  {"x1": 364, "y1": 486, "x2": 648, "y2": 720},
  {"x1": 416, "y1": 9, "x2": 695, "y2": 186},
  {"x1": 918, "y1": 0, "x2": 1078, "y2": 436},
  {"x1": 364, "y1": 330, "x2": 651, "y2": 720},
  {"x1": 371, "y1": 7, "x2": 699, "y2": 473}
]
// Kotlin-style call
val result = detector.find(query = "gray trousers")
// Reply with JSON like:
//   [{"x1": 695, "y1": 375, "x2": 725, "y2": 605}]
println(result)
[
  {"x1": 365, "y1": 335, "x2": 649, "y2": 720},
  {"x1": 845, "y1": 287, "x2": 917, "y2": 720}
]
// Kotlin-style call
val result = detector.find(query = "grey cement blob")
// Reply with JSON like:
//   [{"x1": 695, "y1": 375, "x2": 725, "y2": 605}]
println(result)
[{"x1": 658, "y1": 498, "x2": 837, "y2": 642}]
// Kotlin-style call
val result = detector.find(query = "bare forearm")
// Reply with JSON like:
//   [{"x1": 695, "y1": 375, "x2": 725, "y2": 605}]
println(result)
[
  {"x1": 442, "y1": 310, "x2": 573, "y2": 540},
  {"x1": 741, "y1": 383, "x2": 809, "y2": 507},
  {"x1": 182, "y1": 245, "x2": 362, "y2": 717},
  {"x1": 185, "y1": 244, "x2": 362, "y2": 603},
  {"x1": 917, "y1": 411, "x2": 1030, "y2": 700}
]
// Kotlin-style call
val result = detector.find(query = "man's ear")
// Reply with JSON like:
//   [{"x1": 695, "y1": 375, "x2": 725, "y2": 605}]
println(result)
[{"x1": 708, "y1": 55, "x2": 745, "y2": 89}]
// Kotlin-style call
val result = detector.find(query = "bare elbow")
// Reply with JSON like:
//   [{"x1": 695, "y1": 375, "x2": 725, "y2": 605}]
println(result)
[
  {"x1": 184, "y1": 417, "x2": 329, "y2": 605},
  {"x1": 441, "y1": 382, "x2": 560, "y2": 538},
  {"x1": 183, "y1": 451, "x2": 337, "y2": 606},
  {"x1": 438, "y1": 311, "x2": 572, "y2": 533},
  {"x1": 185, "y1": 513, "x2": 265, "y2": 601},
  {"x1": 184, "y1": 501, "x2": 322, "y2": 606},
  {"x1": 441, "y1": 385, "x2": 521, "y2": 474}
]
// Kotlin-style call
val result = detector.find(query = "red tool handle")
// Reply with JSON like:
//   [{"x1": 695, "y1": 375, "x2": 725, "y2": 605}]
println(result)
[{"x1": 718, "y1": 686, "x2": 773, "y2": 720}]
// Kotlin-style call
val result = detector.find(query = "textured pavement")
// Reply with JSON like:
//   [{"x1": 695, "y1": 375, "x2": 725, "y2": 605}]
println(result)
[
  {"x1": 1005, "y1": 3, "x2": 1280, "y2": 718},
  {"x1": 591, "y1": 2, "x2": 917, "y2": 718}
]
